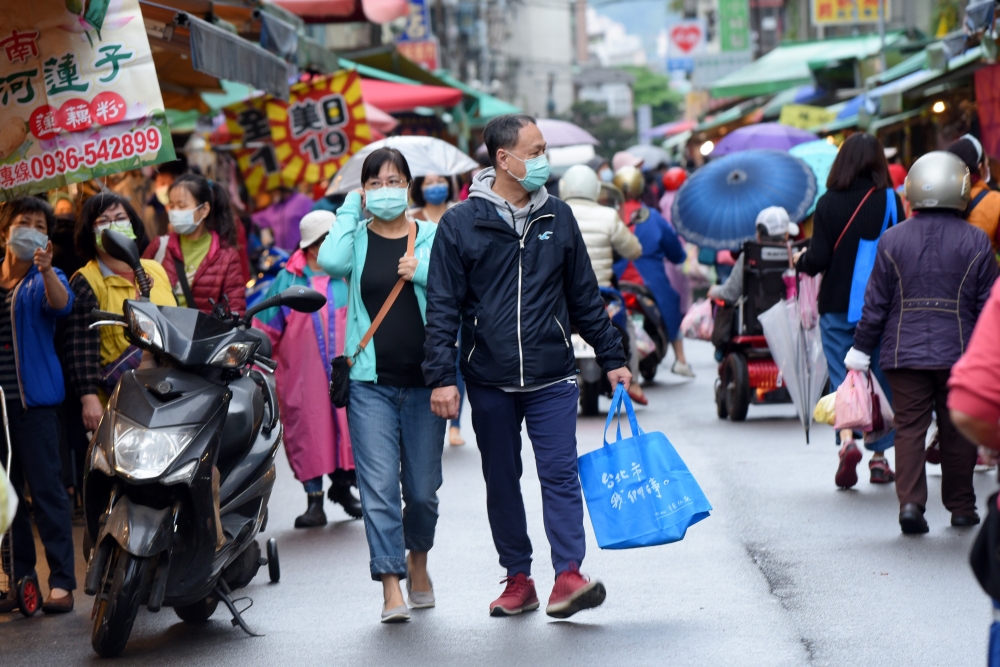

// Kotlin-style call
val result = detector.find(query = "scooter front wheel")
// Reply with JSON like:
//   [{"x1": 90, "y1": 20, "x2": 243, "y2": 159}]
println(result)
[{"x1": 91, "y1": 547, "x2": 151, "y2": 658}]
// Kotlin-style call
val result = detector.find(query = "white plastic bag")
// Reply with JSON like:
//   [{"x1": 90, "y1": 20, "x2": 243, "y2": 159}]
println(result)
[{"x1": 681, "y1": 298, "x2": 714, "y2": 341}]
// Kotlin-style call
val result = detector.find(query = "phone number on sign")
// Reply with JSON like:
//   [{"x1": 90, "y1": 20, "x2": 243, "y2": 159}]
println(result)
[{"x1": 0, "y1": 127, "x2": 162, "y2": 189}]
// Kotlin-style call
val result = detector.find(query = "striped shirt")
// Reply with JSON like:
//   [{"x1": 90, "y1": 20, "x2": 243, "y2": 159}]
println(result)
[{"x1": 0, "y1": 286, "x2": 19, "y2": 401}]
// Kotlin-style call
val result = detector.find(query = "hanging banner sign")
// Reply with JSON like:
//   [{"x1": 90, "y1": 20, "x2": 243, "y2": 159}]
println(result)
[
  {"x1": 664, "y1": 19, "x2": 706, "y2": 72},
  {"x1": 779, "y1": 104, "x2": 838, "y2": 130},
  {"x1": 0, "y1": 0, "x2": 175, "y2": 202},
  {"x1": 812, "y1": 0, "x2": 888, "y2": 26},
  {"x1": 397, "y1": 0, "x2": 432, "y2": 43},
  {"x1": 397, "y1": 39, "x2": 439, "y2": 71},
  {"x1": 223, "y1": 96, "x2": 283, "y2": 196},
  {"x1": 268, "y1": 70, "x2": 371, "y2": 187}
]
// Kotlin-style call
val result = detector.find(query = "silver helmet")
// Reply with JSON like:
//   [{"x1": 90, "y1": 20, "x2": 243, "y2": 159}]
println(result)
[
  {"x1": 559, "y1": 164, "x2": 601, "y2": 202},
  {"x1": 904, "y1": 150, "x2": 971, "y2": 211}
]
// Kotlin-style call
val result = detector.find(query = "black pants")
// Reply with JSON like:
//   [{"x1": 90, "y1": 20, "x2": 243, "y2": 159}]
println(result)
[{"x1": 3, "y1": 402, "x2": 76, "y2": 590}]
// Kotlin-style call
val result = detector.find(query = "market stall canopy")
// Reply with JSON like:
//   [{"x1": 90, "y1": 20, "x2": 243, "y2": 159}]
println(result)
[
  {"x1": 359, "y1": 79, "x2": 463, "y2": 113},
  {"x1": 326, "y1": 136, "x2": 478, "y2": 194},
  {"x1": 433, "y1": 71, "x2": 522, "y2": 127},
  {"x1": 709, "y1": 32, "x2": 909, "y2": 99},
  {"x1": 640, "y1": 119, "x2": 696, "y2": 140},
  {"x1": 269, "y1": 0, "x2": 407, "y2": 24},
  {"x1": 141, "y1": 1, "x2": 290, "y2": 101}
]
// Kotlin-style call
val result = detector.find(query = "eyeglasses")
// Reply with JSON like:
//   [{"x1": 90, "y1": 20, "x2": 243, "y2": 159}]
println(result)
[
  {"x1": 95, "y1": 215, "x2": 130, "y2": 225},
  {"x1": 365, "y1": 178, "x2": 408, "y2": 189}
]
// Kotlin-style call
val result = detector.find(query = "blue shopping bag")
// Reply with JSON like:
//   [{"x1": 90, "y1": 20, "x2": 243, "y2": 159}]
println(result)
[
  {"x1": 578, "y1": 384, "x2": 712, "y2": 549},
  {"x1": 847, "y1": 188, "x2": 896, "y2": 323}
]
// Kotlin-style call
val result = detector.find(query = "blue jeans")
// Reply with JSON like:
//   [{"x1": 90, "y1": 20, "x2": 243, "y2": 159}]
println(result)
[
  {"x1": 819, "y1": 312, "x2": 895, "y2": 452},
  {"x1": 347, "y1": 382, "x2": 446, "y2": 580},
  {"x1": 466, "y1": 380, "x2": 585, "y2": 577}
]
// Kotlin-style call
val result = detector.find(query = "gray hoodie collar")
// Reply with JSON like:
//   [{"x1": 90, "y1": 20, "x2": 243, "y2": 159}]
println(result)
[{"x1": 469, "y1": 168, "x2": 549, "y2": 235}]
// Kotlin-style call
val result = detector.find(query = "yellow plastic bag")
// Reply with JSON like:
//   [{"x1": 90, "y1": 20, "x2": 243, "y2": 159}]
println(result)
[{"x1": 813, "y1": 393, "x2": 836, "y2": 425}]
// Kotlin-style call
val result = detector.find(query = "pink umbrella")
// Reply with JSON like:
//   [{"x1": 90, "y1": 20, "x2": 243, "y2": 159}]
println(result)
[{"x1": 712, "y1": 123, "x2": 818, "y2": 157}]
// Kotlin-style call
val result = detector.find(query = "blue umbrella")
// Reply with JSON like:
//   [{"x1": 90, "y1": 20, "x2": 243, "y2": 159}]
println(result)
[
  {"x1": 789, "y1": 140, "x2": 839, "y2": 216},
  {"x1": 671, "y1": 150, "x2": 817, "y2": 251}
]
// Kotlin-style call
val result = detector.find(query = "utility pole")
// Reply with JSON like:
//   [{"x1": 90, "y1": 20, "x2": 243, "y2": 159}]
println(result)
[
  {"x1": 877, "y1": 0, "x2": 886, "y2": 71},
  {"x1": 575, "y1": 0, "x2": 588, "y2": 64}
]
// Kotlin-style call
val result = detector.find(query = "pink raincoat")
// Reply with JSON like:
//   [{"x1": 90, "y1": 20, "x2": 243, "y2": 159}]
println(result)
[{"x1": 254, "y1": 250, "x2": 353, "y2": 481}]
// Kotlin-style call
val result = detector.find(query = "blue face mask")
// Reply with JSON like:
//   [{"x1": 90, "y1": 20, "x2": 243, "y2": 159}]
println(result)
[
  {"x1": 507, "y1": 152, "x2": 550, "y2": 193},
  {"x1": 366, "y1": 187, "x2": 410, "y2": 221},
  {"x1": 422, "y1": 183, "x2": 449, "y2": 205},
  {"x1": 8, "y1": 226, "x2": 48, "y2": 261},
  {"x1": 599, "y1": 168, "x2": 613, "y2": 183}
]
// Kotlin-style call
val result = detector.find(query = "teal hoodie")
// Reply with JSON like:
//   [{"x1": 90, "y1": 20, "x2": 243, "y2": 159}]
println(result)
[{"x1": 317, "y1": 190, "x2": 436, "y2": 382}]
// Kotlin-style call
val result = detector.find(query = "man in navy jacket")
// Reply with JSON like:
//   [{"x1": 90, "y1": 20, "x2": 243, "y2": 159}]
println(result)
[{"x1": 424, "y1": 114, "x2": 630, "y2": 619}]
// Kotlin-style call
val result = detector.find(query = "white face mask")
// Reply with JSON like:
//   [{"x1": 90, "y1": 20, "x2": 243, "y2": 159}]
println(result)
[{"x1": 168, "y1": 205, "x2": 205, "y2": 236}]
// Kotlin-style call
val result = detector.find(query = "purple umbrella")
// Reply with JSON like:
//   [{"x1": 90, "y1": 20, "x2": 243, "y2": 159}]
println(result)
[
  {"x1": 536, "y1": 118, "x2": 599, "y2": 147},
  {"x1": 712, "y1": 123, "x2": 818, "y2": 157}
]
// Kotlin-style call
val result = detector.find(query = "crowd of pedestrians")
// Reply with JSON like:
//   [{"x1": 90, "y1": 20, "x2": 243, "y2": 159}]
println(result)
[{"x1": 5, "y1": 111, "x2": 1000, "y2": 629}]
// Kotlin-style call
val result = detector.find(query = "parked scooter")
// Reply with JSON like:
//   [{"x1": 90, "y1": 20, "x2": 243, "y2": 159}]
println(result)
[
  {"x1": 575, "y1": 286, "x2": 629, "y2": 416},
  {"x1": 617, "y1": 281, "x2": 669, "y2": 382},
  {"x1": 82, "y1": 230, "x2": 325, "y2": 657}
]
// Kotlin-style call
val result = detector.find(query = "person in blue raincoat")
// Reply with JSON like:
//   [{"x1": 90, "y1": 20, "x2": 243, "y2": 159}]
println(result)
[{"x1": 612, "y1": 165, "x2": 694, "y2": 377}]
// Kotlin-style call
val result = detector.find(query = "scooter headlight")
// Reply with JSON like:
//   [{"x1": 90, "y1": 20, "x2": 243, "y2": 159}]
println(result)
[
  {"x1": 209, "y1": 341, "x2": 257, "y2": 368},
  {"x1": 128, "y1": 308, "x2": 163, "y2": 350},
  {"x1": 112, "y1": 413, "x2": 198, "y2": 480}
]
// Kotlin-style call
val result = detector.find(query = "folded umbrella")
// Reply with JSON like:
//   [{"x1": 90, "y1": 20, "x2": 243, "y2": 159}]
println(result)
[
  {"x1": 326, "y1": 136, "x2": 479, "y2": 195},
  {"x1": 712, "y1": 123, "x2": 818, "y2": 157},
  {"x1": 671, "y1": 150, "x2": 816, "y2": 251}
]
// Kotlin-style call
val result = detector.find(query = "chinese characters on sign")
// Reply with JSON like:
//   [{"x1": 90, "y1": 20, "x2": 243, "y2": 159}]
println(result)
[
  {"x1": 812, "y1": 0, "x2": 888, "y2": 26},
  {"x1": 601, "y1": 461, "x2": 694, "y2": 517},
  {"x1": 268, "y1": 70, "x2": 371, "y2": 188},
  {"x1": 0, "y1": 0, "x2": 174, "y2": 201},
  {"x1": 223, "y1": 97, "x2": 282, "y2": 196}
]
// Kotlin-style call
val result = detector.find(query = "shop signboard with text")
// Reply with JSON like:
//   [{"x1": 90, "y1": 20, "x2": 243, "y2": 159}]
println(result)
[
  {"x1": 0, "y1": 0, "x2": 174, "y2": 201},
  {"x1": 812, "y1": 0, "x2": 888, "y2": 25},
  {"x1": 268, "y1": 70, "x2": 372, "y2": 187},
  {"x1": 665, "y1": 19, "x2": 706, "y2": 73}
]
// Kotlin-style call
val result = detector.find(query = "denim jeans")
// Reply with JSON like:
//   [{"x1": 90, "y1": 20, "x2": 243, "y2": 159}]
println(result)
[
  {"x1": 819, "y1": 312, "x2": 895, "y2": 452},
  {"x1": 347, "y1": 381, "x2": 446, "y2": 580}
]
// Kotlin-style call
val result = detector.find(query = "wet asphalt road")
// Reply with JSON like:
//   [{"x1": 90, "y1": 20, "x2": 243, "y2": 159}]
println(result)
[{"x1": 1, "y1": 339, "x2": 995, "y2": 666}]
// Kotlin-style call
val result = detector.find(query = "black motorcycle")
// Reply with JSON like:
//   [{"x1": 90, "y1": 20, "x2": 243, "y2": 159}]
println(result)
[
  {"x1": 82, "y1": 230, "x2": 325, "y2": 657},
  {"x1": 617, "y1": 281, "x2": 669, "y2": 382}
]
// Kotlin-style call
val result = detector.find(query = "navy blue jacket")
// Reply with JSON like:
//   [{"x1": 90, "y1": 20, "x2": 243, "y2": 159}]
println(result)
[
  {"x1": 423, "y1": 195, "x2": 626, "y2": 388},
  {"x1": 7, "y1": 263, "x2": 74, "y2": 407},
  {"x1": 854, "y1": 211, "x2": 998, "y2": 370}
]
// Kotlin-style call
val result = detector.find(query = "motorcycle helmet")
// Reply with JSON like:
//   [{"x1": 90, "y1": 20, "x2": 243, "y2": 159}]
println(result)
[
  {"x1": 613, "y1": 165, "x2": 644, "y2": 199},
  {"x1": 558, "y1": 165, "x2": 601, "y2": 202},
  {"x1": 661, "y1": 167, "x2": 687, "y2": 191},
  {"x1": 905, "y1": 150, "x2": 971, "y2": 211}
]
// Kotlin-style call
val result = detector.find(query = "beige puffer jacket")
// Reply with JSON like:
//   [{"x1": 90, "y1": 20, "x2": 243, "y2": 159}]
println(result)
[{"x1": 567, "y1": 198, "x2": 643, "y2": 286}]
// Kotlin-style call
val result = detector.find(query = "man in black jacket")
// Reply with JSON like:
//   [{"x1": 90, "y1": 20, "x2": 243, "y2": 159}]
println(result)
[{"x1": 424, "y1": 114, "x2": 630, "y2": 619}]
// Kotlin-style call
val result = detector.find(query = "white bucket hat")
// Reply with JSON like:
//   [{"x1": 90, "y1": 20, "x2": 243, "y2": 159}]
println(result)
[{"x1": 299, "y1": 210, "x2": 335, "y2": 249}]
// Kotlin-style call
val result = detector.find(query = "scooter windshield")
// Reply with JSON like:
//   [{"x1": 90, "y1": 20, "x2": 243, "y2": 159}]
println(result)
[{"x1": 125, "y1": 301, "x2": 255, "y2": 367}]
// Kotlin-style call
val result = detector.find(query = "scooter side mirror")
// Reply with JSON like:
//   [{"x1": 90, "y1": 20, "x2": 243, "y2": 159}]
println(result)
[
  {"x1": 279, "y1": 286, "x2": 326, "y2": 313},
  {"x1": 242, "y1": 286, "x2": 326, "y2": 326},
  {"x1": 101, "y1": 229, "x2": 151, "y2": 299}
]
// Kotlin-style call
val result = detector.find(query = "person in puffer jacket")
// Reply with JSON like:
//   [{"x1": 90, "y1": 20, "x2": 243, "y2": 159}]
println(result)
[
  {"x1": 142, "y1": 173, "x2": 246, "y2": 315},
  {"x1": 848, "y1": 151, "x2": 999, "y2": 535}
]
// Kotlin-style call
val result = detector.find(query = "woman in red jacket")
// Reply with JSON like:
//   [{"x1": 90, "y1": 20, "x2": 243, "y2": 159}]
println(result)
[{"x1": 142, "y1": 173, "x2": 247, "y2": 314}]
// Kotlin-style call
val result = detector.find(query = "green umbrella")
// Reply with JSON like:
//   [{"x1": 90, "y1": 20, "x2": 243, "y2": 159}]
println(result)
[{"x1": 789, "y1": 140, "x2": 839, "y2": 216}]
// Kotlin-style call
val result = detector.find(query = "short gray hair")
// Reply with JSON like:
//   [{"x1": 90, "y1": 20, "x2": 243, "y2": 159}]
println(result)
[{"x1": 483, "y1": 114, "x2": 537, "y2": 168}]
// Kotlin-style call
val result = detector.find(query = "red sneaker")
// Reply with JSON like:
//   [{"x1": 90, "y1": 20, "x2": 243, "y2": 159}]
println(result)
[
  {"x1": 489, "y1": 573, "x2": 539, "y2": 617},
  {"x1": 835, "y1": 442, "x2": 862, "y2": 489},
  {"x1": 545, "y1": 564, "x2": 606, "y2": 619},
  {"x1": 868, "y1": 457, "x2": 895, "y2": 484}
]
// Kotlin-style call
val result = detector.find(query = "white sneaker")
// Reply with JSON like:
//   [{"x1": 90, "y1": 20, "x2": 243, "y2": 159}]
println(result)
[{"x1": 671, "y1": 360, "x2": 695, "y2": 378}]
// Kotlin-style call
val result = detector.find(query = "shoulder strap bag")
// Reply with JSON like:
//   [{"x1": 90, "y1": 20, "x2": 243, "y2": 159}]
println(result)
[
  {"x1": 329, "y1": 221, "x2": 416, "y2": 408},
  {"x1": 173, "y1": 257, "x2": 196, "y2": 309},
  {"x1": 965, "y1": 188, "x2": 990, "y2": 218},
  {"x1": 846, "y1": 188, "x2": 897, "y2": 323}
]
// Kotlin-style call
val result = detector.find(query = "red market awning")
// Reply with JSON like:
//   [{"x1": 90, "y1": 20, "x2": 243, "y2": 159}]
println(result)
[
  {"x1": 359, "y1": 79, "x2": 463, "y2": 113},
  {"x1": 269, "y1": 0, "x2": 407, "y2": 24}
]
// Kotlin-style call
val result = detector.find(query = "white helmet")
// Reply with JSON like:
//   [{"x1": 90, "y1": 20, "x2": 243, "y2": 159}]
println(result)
[
  {"x1": 905, "y1": 151, "x2": 971, "y2": 211},
  {"x1": 559, "y1": 165, "x2": 601, "y2": 202}
]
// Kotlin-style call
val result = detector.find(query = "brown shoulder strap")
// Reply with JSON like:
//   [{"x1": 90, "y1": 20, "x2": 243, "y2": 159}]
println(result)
[
  {"x1": 349, "y1": 221, "x2": 417, "y2": 365},
  {"x1": 834, "y1": 188, "x2": 876, "y2": 252}
]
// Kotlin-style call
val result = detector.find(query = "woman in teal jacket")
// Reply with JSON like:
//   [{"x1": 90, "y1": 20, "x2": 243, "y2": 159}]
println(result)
[{"x1": 318, "y1": 148, "x2": 444, "y2": 624}]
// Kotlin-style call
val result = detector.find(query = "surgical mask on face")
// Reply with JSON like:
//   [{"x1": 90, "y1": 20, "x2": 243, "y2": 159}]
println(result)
[
  {"x1": 8, "y1": 226, "x2": 48, "y2": 261},
  {"x1": 599, "y1": 168, "x2": 613, "y2": 183},
  {"x1": 506, "y1": 152, "x2": 550, "y2": 192},
  {"x1": 168, "y1": 205, "x2": 205, "y2": 236},
  {"x1": 422, "y1": 183, "x2": 449, "y2": 205},
  {"x1": 366, "y1": 187, "x2": 410, "y2": 221},
  {"x1": 95, "y1": 221, "x2": 136, "y2": 250},
  {"x1": 155, "y1": 185, "x2": 170, "y2": 206}
]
